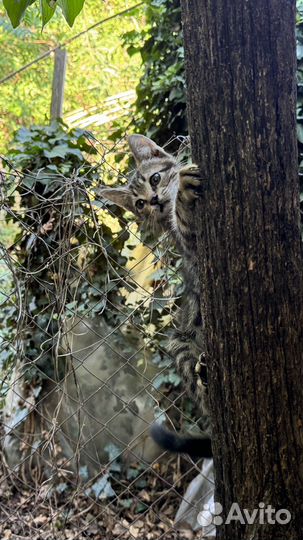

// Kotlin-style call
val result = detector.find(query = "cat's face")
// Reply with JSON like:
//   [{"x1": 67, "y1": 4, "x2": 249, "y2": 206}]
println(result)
[{"x1": 98, "y1": 135, "x2": 178, "y2": 232}]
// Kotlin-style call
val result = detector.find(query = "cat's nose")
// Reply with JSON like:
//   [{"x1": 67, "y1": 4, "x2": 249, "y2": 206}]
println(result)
[{"x1": 150, "y1": 195, "x2": 159, "y2": 206}]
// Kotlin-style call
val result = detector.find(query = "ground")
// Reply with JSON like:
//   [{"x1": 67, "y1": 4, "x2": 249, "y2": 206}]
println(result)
[{"x1": 0, "y1": 453, "x2": 205, "y2": 540}]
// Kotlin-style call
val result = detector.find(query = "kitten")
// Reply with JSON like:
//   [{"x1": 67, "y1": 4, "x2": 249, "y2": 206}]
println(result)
[{"x1": 98, "y1": 134, "x2": 211, "y2": 458}]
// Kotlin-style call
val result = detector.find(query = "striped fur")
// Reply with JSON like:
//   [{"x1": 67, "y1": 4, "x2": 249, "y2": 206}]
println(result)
[{"x1": 98, "y1": 135, "x2": 210, "y2": 456}]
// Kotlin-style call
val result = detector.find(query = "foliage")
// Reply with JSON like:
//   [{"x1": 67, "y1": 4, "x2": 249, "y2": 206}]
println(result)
[
  {"x1": 119, "y1": 0, "x2": 185, "y2": 147},
  {"x1": 0, "y1": 121, "x2": 201, "y2": 507},
  {"x1": 3, "y1": 0, "x2": 85, "y2": 28},
  {"x1": 0, "y1": 121, "x2": 187, "y2": 431},
  {"x1": 0, "y1": 0, "x2": 144, "y2": 154},
  {"x1": 127, "y1": 0, "x2": 303, "y2": 215},
  {"x1": 0, "y1": 121, "x2": 131, "y2": 387}
]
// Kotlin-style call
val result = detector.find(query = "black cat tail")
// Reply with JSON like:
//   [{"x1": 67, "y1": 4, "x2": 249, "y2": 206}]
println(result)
[{"x1": 150, "y1": 424, "x2": 212, "y2": 458}]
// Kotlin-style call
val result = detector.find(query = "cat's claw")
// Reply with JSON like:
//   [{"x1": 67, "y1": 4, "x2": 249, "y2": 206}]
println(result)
[
  {"x1": 195, "y1": 352, "x2": 208, "y2": 387},
  {"x1": 179, "y1": 164, "x2": 204, "y2": 202}
]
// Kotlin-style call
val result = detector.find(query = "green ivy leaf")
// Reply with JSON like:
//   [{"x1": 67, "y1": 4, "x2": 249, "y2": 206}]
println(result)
[
  {"x1": 12, "y1": 407, "x2": 29, "y2": 428},
  {"x1": 297, "y1": 124, "x2": 303, "y2": 144},
  {"x1": 168, "y1": 371, "x2": 182, "y2": 386},
  {"x1": 152, "y1": 373, "x2": 169, "y2": 389},
  {"x1": 16, "y1": 127, "x2": 36, "y2": 143},
  {"x1": 104, "y1": 443, "x2": 121, "y2": 462},
  {"x1": 57, "y1": 0, "x2": 85, "y2": 26},
  {"x1": 43, "y1": 145, "x2": 69, "y2": 158},
  {"x1": 65, "y1": 147, "x2": 84, "y2": 159},
  {"x1": 3, "y1": 0, "x2": 85, "y2": 27},
  {"x1": 89, "y1": 474, "x2": 116, "y2": 500},
  {"x1": 3, "y1": 0, "x2": 34, "y2": 28},
  {"x1": 40, "y1": 0, "x2": 55, "y2": 27}
]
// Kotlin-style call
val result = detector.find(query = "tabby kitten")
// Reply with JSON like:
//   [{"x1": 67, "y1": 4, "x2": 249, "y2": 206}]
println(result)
[{"x1": 98, "y1": 134, "x2": 211, "y2": 458}]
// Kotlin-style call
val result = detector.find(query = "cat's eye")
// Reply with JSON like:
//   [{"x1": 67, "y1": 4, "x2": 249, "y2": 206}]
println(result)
[
  {"x1": 150, "y1": 172, "x2": 161, "y2": 187},
  {"x1": 135, "y1": 199, "x2": 145, "y2": 210}
]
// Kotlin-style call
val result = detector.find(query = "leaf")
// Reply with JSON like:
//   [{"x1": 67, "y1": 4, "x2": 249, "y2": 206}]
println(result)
[
  {"x1": 57, "y1": 0, "x2": 85, "y2": 26},
  {"x1": 65, "y1": 147, "x2": 84, "y2": 159},
  {"x1": 92, "y1": 298, "x2": 106, "y2": 312},
  {"x1": 92, "y1": 199, "x2": 107, "y2": 209},
  {"x1": 45, "y1": 164, "x2": 58, "y2": 171},
  {"x1": 33, "y1": 384, "x2": 42, "y2": 397},
  {"x1": 152, "y1": 373, "x2": 169, "y2": 389},
  {"x1": 168, "y1": 371, "x2": 182, "y2": 386},
  {"x1": 66, "y1": 300, "x2": 77, "y2": 311},
  {"x1": 44, "y1": 145, "x2": 69, "y2": 159},
  {"x1": 297, "y1": 124, "x2": 303, "y2": 144},
  {"x1": 79, "y1": 465, "x2": 89, "y2": 480},
  {"x1": 104, "y1": 442, "x2": 121, "y2": 462},
  {"x1": 3, "y1": 0, "x2": 34, "y2": 28},
  {"x1": 120, "y1": 498, "x2": 133, "y2": 509},
  {"x1": 16, "y1": 127, "x2": 35, "y2": 143},
  {"x1": 44, "y1": 145, "x2": 84, "y2": 160},
  {"x1": 129, "y1": 525, "x2": 140, "y2": 538},
  {"x1": 151, "y1": 0, "x2": 167, "y2": 5},
  {"x1": 55, "y1": 482, "x2": 68, "y2": 493},
  {"x1": 89, "y1": 474, "x2": 116, "y2": 500},
  {"x1": 40, "y1": 0, "x2": 55, "y2": 27},
  {"x1": 11, "y1": 407, "x2": 29, "y2": 428},
  {"x1": 135, "y1": 502, "x2": 148, "y2": 513},
  {"x1": 22, "y1": 175, "x2": 36, "y2": 188},
  {"x1": 127, "y1": 466, "x2": 142, "y2": 480},
  {"x1": 298, "y1": 43, "x2": 303, "y2": 61},
  {"x1": 169, "y1": 87, "x2": 183, "y2": 101},
  {"x1": 29, "y1": 297, "x2": 37, "y2": 312}
]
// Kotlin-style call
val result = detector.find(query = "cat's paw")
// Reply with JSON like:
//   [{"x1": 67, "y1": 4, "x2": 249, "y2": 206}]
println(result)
[
  {"x1": 179, "y1": 164, "x2": 204, "y2": 203},
  {"x1": 195, "y1": 352, "x2": 208, "y2": 387}
]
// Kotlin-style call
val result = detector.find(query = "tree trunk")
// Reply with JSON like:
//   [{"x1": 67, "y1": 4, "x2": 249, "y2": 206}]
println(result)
[{"x1": 181, "y1": 0, "x2": 303, "y2": 538}]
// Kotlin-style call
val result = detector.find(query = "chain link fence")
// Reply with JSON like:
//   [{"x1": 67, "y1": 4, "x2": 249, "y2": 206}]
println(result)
[{"x1": 0, "y1": 132, "x2": 215, "y2": 539}]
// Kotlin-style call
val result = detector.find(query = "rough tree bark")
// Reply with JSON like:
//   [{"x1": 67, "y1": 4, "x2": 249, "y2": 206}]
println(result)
[{"x1": 181, "y1": 1, "x2": 303, "y2": 538}]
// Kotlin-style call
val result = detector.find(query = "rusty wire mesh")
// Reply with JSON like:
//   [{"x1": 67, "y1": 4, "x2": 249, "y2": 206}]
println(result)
[{"x1": 0, "y1": 134, "x2": 215, "y2": 540}]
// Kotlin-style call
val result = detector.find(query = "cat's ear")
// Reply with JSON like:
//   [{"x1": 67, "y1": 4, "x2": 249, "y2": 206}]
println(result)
[
  {"x1": 96, "y1": 186, "x2": 134, "y2": 213},
  {"x1": 128, "y1": 134, "x2": 170, "y2": 164}
]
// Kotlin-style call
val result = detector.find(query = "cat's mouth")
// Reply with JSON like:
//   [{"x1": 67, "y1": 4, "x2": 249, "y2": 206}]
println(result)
[
  {"x1": 153, "y1": 201, "x2": 165, "y2": 213},
  {"x1": 151, "y1": 198, "x2": 169, "y2": 215}
]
